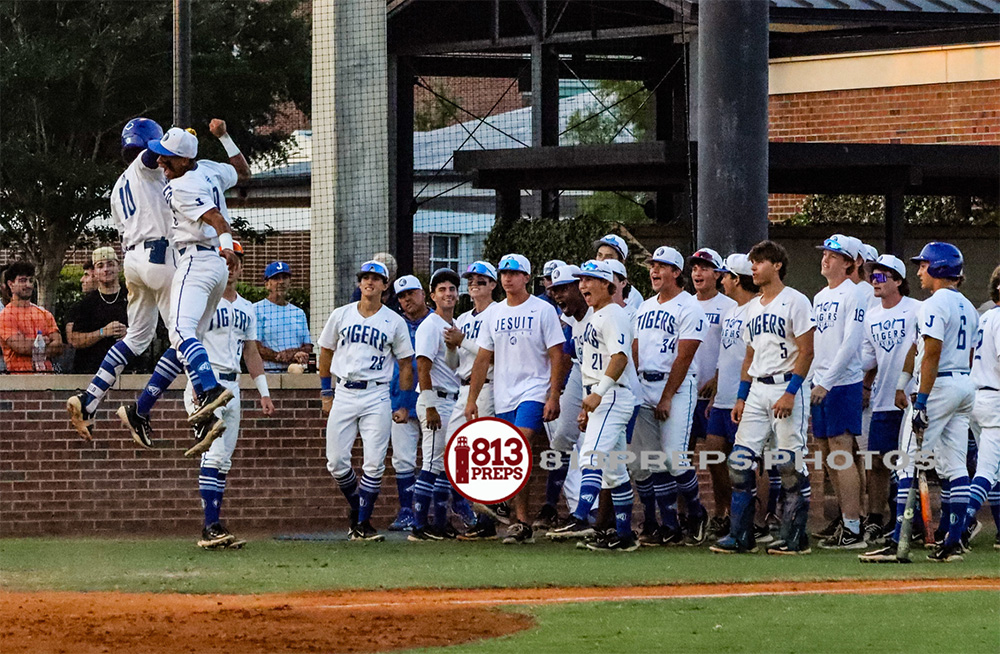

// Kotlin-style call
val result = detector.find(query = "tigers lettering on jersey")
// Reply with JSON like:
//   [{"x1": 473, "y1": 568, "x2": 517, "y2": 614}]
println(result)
[
  {"x1": 210, "y1": 305, "x2": 252, "y2": 334},
  {"x1": 636, "y1": 308, "x2": 678, "y2": 333},
  {"x1": 339, "y1": 324, "x2": 389, "y2": 351},
  {"x1": 461, "y1": 318, "x2": 483, "y2": 341},
  {"x1": 747, "y1": 313, "x2": 787, "y2": 339}
]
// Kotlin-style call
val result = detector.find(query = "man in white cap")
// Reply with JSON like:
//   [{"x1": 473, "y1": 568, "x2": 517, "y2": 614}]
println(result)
[
  {"x1": 537, "y1": 259, "x2": 567, "y2": 313},
  {"x1": 594, "y1": 234, "x2": 643, "y2": 315}
]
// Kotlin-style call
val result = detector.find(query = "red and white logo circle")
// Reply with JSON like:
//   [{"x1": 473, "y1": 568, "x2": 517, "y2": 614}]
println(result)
[{"x1": 445, "y1": 418, "x2": 532, "y2": 504}]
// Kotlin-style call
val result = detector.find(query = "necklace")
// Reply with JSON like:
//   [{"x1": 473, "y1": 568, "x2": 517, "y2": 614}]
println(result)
[{"x1": 99, "y1": 287, "x2": 122, "y2": 305}]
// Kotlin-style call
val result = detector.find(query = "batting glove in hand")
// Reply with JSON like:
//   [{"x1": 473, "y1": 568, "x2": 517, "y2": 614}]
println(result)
[{"x1": 911, "y1": 407, "x2": 929, "y2": 433}]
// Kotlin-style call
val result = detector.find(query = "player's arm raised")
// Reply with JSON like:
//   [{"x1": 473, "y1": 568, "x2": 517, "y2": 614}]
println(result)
[
  {"x1": 774, "y1": 328, "x2": 813, "y2": 419},
  {"x1": 731, "y1": 345, "x2": 754, "y2": 424},
  {"x1": 209, "y1": 119, "x2": 251, "y2": 181},
  {"x1": 242, "y1": 340, "x2": 275, "y2": 416}
]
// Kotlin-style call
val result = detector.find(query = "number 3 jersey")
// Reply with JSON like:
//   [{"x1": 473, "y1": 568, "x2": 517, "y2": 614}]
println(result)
[
  {"x1": 318, "y1": 302, "x2": 415, "y2": 384},
  {"x1": 743, "y1": 286, "x2": 815, "y2": 379},
  {"x1": 164, "y1": 160, "x2": 239, "y2": 249},
  {"x1": 915, "y1": 288, "x2": 979, "y2": 381},
  {"x1": 810, "y1": 280, "x2": 865, "y2": 389},
  {"x1": 203, "y1": 294, "x2": 257, "y2": 375},
  {"x1": 110, "y1": 152, "x2": 173, "y2": 250}
]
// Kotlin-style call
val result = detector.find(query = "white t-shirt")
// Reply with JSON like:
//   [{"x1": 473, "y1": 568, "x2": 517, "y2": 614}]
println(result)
[
  {"x1": 811, "y1": 280, "x2": 865, "y2": 389},
  {"x1": 477, "y1": 294, "x2": 565, "y2": 413},
  {"x1": 454, "y1": 303, "x2": 494, "y2": 382},
  {"x1": 164, "y1": 160, "x2": 239, "y2": 248},
  {"x1": 633, "y1": 291, "x2": 705, "y2": 375},
  {"x1": 857, "y1": 280, "x2": 879, "y2": 310},
  {"x1": 694, "y1": 292, "x2": 737, "y2": 391},
  {"x1": 202, "y1": 294, "x2": 256, "y2": 375},
  {"x1": 415, "y1": 312, "x2": 461, "y2": 393},
  {"x1": 972, "y1": 306, "x2": 1000, "y2": 390},
  {"x1": 624, "y1": 287, "x2": 644, "y2": 320},
  {"x1": 915, "y1": 288, "x2": 979, "y2": 381},
  {"x1": 861, "y1": 297, "x2": 921, "y2": 412},
  {"x1": 318, "y1": 303, "x2": 414, "y2": 383},
  {"x1": 714, "y1": 301, "x2": 752, "y2": 410},
  {"x1": 576, "y1": 303, "x2": 634, "y2": 388},
  {"x1": 743, "y1": 286, "x2": 815, "y2": 379},
  {"x1": 111, "y1": 152, "x2": 173, "y2": 249}
]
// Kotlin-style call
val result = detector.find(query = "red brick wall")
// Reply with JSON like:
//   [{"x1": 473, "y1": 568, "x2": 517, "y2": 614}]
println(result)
[
  {"x1": 415, "y1": 77, "x2": 526, "y2": 129},
  {"x1": 767, "y1": 79, "x2": 1000, "y2": 220}
]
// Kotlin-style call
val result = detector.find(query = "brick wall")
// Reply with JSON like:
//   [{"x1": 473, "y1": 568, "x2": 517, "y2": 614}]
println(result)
[{"x1": 415, "y1": 77, "x2": 526, "y2": 129}]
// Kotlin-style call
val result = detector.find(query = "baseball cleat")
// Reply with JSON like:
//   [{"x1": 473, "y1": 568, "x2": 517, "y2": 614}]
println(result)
[
  {"x1": 638, "y1": 522, "x2": 661, "y2": 547},
  {"x1": 456, "y1": 520, "x2": 498, "y2": 541},
  {"x1": 388, "y1": 508, "x2": 416, "y2": 531},
  {"x1": 658, "y1": 525, "x2": 685, "y2": 546},
  {"x1": 586, "y1": 531, "x2": 639, "y2": 552},
  {"x1": 349, "y1": 521, "x2": 385, "y2": 542},
  {"x1": 754, "y1": 523, "x2": 775, "y2": 545},
  {"x1": 531, "y1": 503, "x2": 559, "y2": 530},
  {"x1": 66, "y1": 392, "x2": 95, "y2": 440},
  {"x1": 927, "y1": 542, "x2": 964, "y2": 562},
  {"x1": 438, "y1": 522, "x2": 460, "y2": 540},
  {"x1": 812, "y1": 515, "x2": 841, "y2": 540},
  {"x1": 545, "y1": 517, "x2": 594, "y2": 540},
  {"x1": 577, "y1": 528, "x2": 613, "y2": 550},
  {"x1": 863, "y1": 515, "x2": 885, "y2": 543},
  {"x1": 709, "y1": 535, "x2": 757, "y2": 554},
  {"x1": 683, "y1": 511, "x2": 710, "y2": 546},
  {"x1": 766, "y1": 539, "x2": 811, "y2": 556},
  {"x1": 184, "y1": 413, "x2": 225, "y2": 457},
  {"x1": 198, "y1": 522, "x2": 236, "y2": 549},
  {"x1": 473, "y1": 501, "x2": 511, "y2": 525},
  {"x1": 819, "y1": 525, "x2": 867, "y2": 550},
  {"x1": 118, "y1": 403, "x2": 154, "y2": 448},
  {"x1": 963, "y1": 517, "x2": 982, "y2": 549},
  {"x1": 408, "y1": 525, "x2": 445, "y2": 541},
  {"x1": 707, "y1": 515, "x2": 730, "y2": 540},
  {"x1": 187, "y1": 385, "x2": 234, "y2": 426},
  {"x1": 501, "y1": 522, "x2": 534, "y2": 545},
  {"x1": 858, "y1": 544, "x2": 906, "y2": 563}
]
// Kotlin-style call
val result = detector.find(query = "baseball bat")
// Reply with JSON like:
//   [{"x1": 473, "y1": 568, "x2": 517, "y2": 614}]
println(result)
[
  {"x1": 896, "y1": 481, "x2": 917, "y2": 562},
  {"x1": 913, "y1": 426, "x2": 935, "y2": 546}
]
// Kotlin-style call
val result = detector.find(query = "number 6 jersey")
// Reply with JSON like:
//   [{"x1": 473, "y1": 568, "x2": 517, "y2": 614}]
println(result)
[
  {"x1": 915, "y1": 288, "x2": 979, "y2": 380},
  {"x1": 318, "y1": 303, "x2": 415, "y2": 383}
]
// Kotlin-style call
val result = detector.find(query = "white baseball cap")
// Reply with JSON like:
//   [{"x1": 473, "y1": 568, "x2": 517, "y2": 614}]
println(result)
[
  {"x1": 543, "y1": 259, "x2": 567, "y2": 278},
  {"x1": 357, "y1": 260, "x2": 389, "y2": 282},
  {"x1": 650, "y1": 245, "x2": 684, "y2": 270},
  {"x1": 817, "y1": 234, "x2": 861, "y2": 261},
  {"x1": 147, "y1": 127, "x2": 198, "y2": 159},
  {"x1": 872, "y1": 254, "x2": 906, "y2": 279},
  {"x1": 605, "y1": 259, "x2": 628, "y2": 280},
  {"x1": 689, "y1": 247, "x2": 724, "y2": 269},
  {"x1": 462, "y1": 260, "x2": 497, "y2": 282},
  {"x1": 721, "y1": 253, "x2": 753, "y2": 277},
  {"x1": 594, "y1": 234, "x2": 628, "y2": 260},
  {"x1": 549, "y1": 264, "x2": 581, "y2": 287},
  {"x1": 861, "y1": 243, "x2": 879, "y2": 262},
  {"x1": 498, "y1": 253, "x2": 531, "y2": 276},
  {"x1": 574, "y1": 259, "x2": 615, "y2": 283},
  {"x1": 393, "y1": 274, "x2": 422, "y2": 295}
]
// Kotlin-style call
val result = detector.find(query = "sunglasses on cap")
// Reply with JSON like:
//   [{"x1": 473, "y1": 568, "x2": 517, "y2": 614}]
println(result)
[
  {"x1": 360, "y1": 262, "x2": 388, "y2": 277},
  {"x1": 822, "y1": 238, "x2": 845, "y2": 251},
  {"x1": 466, "y1": 262, "x2": 494, "y2": 277},
  {"x1": 581, "y1": 261, "x2": 601, "y2": 272}
]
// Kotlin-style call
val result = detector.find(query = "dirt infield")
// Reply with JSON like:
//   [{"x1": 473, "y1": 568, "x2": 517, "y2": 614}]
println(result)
[{"x1": 2, "y1": 577, "x2": 996, "y2": 654}]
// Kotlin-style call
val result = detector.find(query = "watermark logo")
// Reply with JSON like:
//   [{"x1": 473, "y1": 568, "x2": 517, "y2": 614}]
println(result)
[{"x1": 445, "y1": 418, "x2": 532, "y2": 504}]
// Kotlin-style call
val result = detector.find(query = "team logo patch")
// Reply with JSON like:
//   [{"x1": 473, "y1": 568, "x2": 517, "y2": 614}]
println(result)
[
  {"x1": 445, "y1": 418, "x2": 532, "y2": 505},
  {"x1": 870, "y1": 318, "x2": 908, "y2": 353}
]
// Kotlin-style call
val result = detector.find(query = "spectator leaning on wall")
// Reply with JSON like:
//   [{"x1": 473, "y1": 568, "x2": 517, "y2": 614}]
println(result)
[
  {"x1": 254, "y1": 261, "x2": 313, "y2": 373},
  {"x1": 0, "y1": 261, "x2": 64, "y2": 372},
  {"x1": 65, "y1": 247, "x2": 130, "y2": 374}
]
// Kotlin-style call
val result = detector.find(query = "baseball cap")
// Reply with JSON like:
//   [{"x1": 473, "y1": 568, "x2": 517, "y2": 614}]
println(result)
[
  {"x1": 594, "y1": 234, "x2": 628, "y2": 260},
  {"x1": 543, "y1": 259, "x2": 567, "y2": 278},
  {"x1": 872, "y1": 254, "x2": 906, "y2": 279},
  {"x1": 605, "y1": 259, "x2": 628, "y2": 281},
  {"x1": 861, "y1": 243, "x2": 879, "y2": 262},
  {"x1": 264, "y1": 261, "x2": 292, "y2": 279},
  {"x1": 721, "y1": 253, "x2": 753, "y2": 277},
  {"x1": 498, "y1": 254, "x2": 531, "y2": 276},
  {"x1": 147, "y1": 127, "x2": 198, "y2": 159},
  {"x1": 393, "y1": 274, "x2": 422, "y2": 295},
  {"x1": 357, "y1": 260, "x2": 390, "y2": 282},
  {"x1": 430, "y1": 267, "x2": 461, "y2": 291},
  {"x1": 549, "y1": 264, "x2": 581, "y2": 287},
  {"x1": 232, "y1": 241, "x2": 245, "y2": 257},
  {"x1": 574, "y1": 259, "x2": 614, "y2": 283},
  {"x1": 92, "y1": 247, "x2": 118, "y2": 264},
  {"x1": 817, "y1": 234, "x2": 861, "y2": 260},
  {"x1": 462, "y1": 261, "x2": 497, "y2": 282},
  {"x1": 689, "y1": 247, "x2": 723, "y2": 269},
  {"x1": 650, "y1": 245, "x2": 684, "y2": 270}
]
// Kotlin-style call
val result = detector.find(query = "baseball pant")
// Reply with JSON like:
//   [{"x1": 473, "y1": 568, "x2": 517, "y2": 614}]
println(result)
[
  {"x1": 417, "y1": 393, "x2": 458, "y2": 475},
  {"x1": 563, "y1": 440, "x2": 583, "y2": 514},
  {"x1": 579, "y1": 385, "x2": 635, "y2": 489},
  {"x1": 898, "y1": 375, "x2": 975, "y2": 480},
  {"x1": 185, "y1": 376, "x2": 240, "y2": 473},
  {"x1": 970, "y1": 389, "x2": 1000, "y2": 484},
  {"x1": 546, "y1": 363, "x2": 583, "y2": 453},
  {"x1": 122, "y1": 247, "x2": 177, "y2": 354},
  {"x1": 390, "y1": 418, "x2": 419, "y2": 477},
  {"x1": 447, "y1": 382, "x2": 495, "y2": 443},
  {"x1": 735, "y1": 382, "x2": 810, "y2": 473},
  {"x1": 858, "y1": 404, "x2": 873, "y2": 450},
  {"x1": 169, "y1": 250, "x2": 228, "y2": 351},
  {"x1": 326, "y1": 384, "x2": 393, "y2": 480},
  {"x1": 629, "y1": 374, "x2": 697, "y2": 479}
]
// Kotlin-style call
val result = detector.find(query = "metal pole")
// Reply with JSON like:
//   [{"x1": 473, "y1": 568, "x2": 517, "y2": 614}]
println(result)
[{"x1": 173, "y1": 0, "x2": 191, "y2": 127}]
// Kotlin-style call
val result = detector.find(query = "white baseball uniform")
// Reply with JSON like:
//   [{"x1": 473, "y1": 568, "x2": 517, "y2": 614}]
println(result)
[
  {"x1": 969, "y1": 306, "x2": 1000, "y2": 484},
  {"x1": 856, "y1": 280, "x2": 878, "y2": 443},
  {"x1": 553, "y1": 315, "x2": 586, "y2": 514},
  {"x1": 576, "y1": 302, "x2": 635, "y2": 488},
  {"x1": 624, "y1": 286, "x2": 644, "y2": 318},
  {"x1": 318, "y1": 303, "x2": 414, "y2": 480},
  {"x1": 631, "y1": 291, "x2": 706, "y2": 477},
  {"x1": 415, "y1": 312, "x2": 461, "y2": 475},
  {"x1": 737, "y1": 287, "x2": 815, "y2": 466},
  {"x1": 861, "y1": 297, "x2": 921, "y2": 412},
  {"x1": 810, "y1": 280, "x2": 865, "y2": 391},
  {"x1": 715, "y1": 301, "x2": 752, "y2": 411},
  {"x1": 694, "y1": 292, "x2": 737, "y2": 392},
  {"x1": 446, "y1": 304, "x2": 497, "y2": 447}
]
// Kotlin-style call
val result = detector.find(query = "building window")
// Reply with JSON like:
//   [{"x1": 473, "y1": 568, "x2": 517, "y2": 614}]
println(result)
[{"x1": 430, "y1": 234, "x2": 460, "y2": 273}]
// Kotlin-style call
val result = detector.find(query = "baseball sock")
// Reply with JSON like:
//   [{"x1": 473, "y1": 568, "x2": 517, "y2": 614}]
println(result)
[
  {"x1": 450, "y1": 489, "x2": 476, "y2": 525},
  {"x1": 357, "y1": 474, "x2": 381, "y2": 524},
  {"x1": 432, "y1": 474, "x2": 452, "y2": 527},
  {"x1": 84, "y1": 341, "x2": 137, "y2": 413},
  {"x1": 412, "y1": 470, "x2": 436, "y2": 529},
  {"x1": 396, "y1": 472, "x2": 415, "y2": 512},
  {"x1": 136, "y1": 349, "x2": 183, "y2": 416},
  {"x1": 334, "y1": 470, "x2": 361, "y2": 516},
  {"x1": 966, "y1": 476, "x2": 991, "y2": 523},
  {"x1": 892, "y1": 476, "x2": 912, "y2": 543},
  {"x1": 989, "y1": 483, "x2": 1000, "y2": 530},
  {"x1": 545, "y1": 452, "x2": 569, "y2": 508},
  {"x1": 635, "y1": 476, "x2": 657, "y2": 527},
  {"x1": 676, "y1": 469, "x2": 706, "y2": 519},
  {"x1": 179, "y1": 338, "x2": 219, "y2": 395},
  {"x1": 966, "y1": 432, "x2": 978, "y2": 475},
  {"x1": 651, "y1": 471, "x2": 679, "y2": 530},
  {"x1": 945, "y1": 476, "x2": 970, "y2": 545},
  {"x1": 199, "y1": 466, "x2": 226, "y2": 527},
  {"x1": 937, "y1": 480, "x2": 951, "y2": 536},
  {"x1": 767, "y1": 467, "x2": 782, "y2": 516},
  {"x1": 572, "y1": 470, "x2": 603, "y2": 521},
  {"x1": 610, "y1": 482, "x2": 634, "y2": 538}
]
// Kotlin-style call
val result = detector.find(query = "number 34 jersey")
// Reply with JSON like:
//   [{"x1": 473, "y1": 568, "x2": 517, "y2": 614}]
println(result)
[
  {"x1": 318, "y1": 302, "x2": 415, "y2": 384},
  {"x1": 633, "y1": 291, "x2": 706, "y2": 375}
]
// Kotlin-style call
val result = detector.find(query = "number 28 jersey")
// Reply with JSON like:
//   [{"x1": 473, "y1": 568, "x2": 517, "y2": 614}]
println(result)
[
  {"x1": 742, "y1": 286, "x2": 815, "y2": 379},
  {"x1": 318, "y1": 302, "x2": 415, "y2": 383}
]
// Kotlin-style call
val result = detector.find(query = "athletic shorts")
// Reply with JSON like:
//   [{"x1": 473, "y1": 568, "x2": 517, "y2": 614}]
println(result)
[
  {"x1": 868, "y1": 409, "x2": 904, "y2": 455},
  {"x1": 690, "y1": 398, "x2": 711, "y2": 442},
  {"x1": 707, "y1": 407, "x2": 738, "y2": 444},
  {"x1": 497, "y1": 400, "x2": 545, "y2": 433},
  {"x1": 810, "y1": 381, "x2": 863, "y2": 439}
]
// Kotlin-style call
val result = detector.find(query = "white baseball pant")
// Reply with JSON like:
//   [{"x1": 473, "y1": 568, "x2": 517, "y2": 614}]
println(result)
[
  {"x1": 169, "y1": 249, "x2": 227, "y2": 351},
  {"x1": 417, "y1": 392, "x2": 458, "y2": 475},
  {"x1": 734, "y1": 382, "x2": 810, "y2": 473},
  {"x1": 326, "y1": 384, "x2": 393, "y2": 480},
  {"x1": 629, "y1": 374, "x2": 698, "y2": 479},
  {"x1": 579, "y1": 385, "x2": 635, "y2": 489},
  {"x1": 390, "y1": 418, "x2": 420, "y2": 477},
  {"x1": 184, "y1": 376, "x2": 240, "y2": 473},
  {"x1": 546, "y1": 364, "x2": 583, "y2": 453},
  {"x1": 970, "y1": 388, "x2": 1000, "y2": 484},
  {"x1": 122, "y1": 247, "x2": 177, "y2": 354},
  {"x1": 447, "y1": 382, "x2": 495, "y2": 443},
  {"x1": 898, "y1": 375, "x2": 975, "y2": 480}
]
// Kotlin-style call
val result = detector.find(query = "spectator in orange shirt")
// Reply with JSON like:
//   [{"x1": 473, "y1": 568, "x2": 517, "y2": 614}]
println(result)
[{"x1": 0, "y1": 261, "x2": 63, "y2": 372}]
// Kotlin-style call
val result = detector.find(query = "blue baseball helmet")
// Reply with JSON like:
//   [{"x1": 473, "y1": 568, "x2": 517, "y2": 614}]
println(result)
[
  {"x1": 910, "y1": 242, "x2": 963, "y2": 279},
  {"x1": 121, "y1": 118, "x2": 164, "y2": 151}
]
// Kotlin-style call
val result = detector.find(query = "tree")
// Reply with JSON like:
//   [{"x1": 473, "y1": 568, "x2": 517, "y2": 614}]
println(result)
[
  {"x1": 789, "y1": 194, "x2": 999, "y2": 226},
  {"x1": 0, "y1": 0, "x2": 310, "y2": 308}
]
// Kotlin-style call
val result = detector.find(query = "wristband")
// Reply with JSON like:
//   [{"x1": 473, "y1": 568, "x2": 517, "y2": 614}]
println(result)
[
  {"x1": 419, "y1": 389, "x2": 438, "y2": 409},
  {"x1": 99, "y1": 328, "x2": 104, "y2": 337},
  {"x1": 593, "y1": 375, "x2": 616, "y2": 397},
  {"x1": 218, "y1": 232, "x2": 234, "y2": 252},
  {"x1": 254, "y1": 374, "x2": 270, "y2": 398},
  {"x1": 737, "y1": 380, "x2": 752, "y2": 401},
  {"x1": 896, "y1": 371, "x2": 912, "y2": 391},
  {"x1": 785, "y1": 374, "x2": 805, "y2": 396},
  {"x1": 914, "y1": 392, "x2": 929, "y2": 411},
  {"x1": 218, "y1": 133, "x2": 241, "y2": 157},
  {"x1": 320, "y1": 376, "x2": 333, "y2": 397},
  {"x1": 460, "y1": 338, "x2": 479, "y2": 355}
]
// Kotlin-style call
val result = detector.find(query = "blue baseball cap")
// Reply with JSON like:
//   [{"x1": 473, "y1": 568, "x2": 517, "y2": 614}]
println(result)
[
  {"x1": 498, "y1": 254, "x2": 531, "y2": 276},
  {"x1": 462, "y1": 261, "x2": 497, "y2": 282},
  {"x1": 574, "y1": 259, "x2": 614, "y2": 283},
  {"x1": 264, "y1": 261, "x2": 292, "y2": 279}
]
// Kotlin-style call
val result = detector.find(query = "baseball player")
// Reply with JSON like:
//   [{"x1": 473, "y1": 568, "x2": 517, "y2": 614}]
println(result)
[
  {"x1": 903, "y1": 243, "x2": 978, "y2": 562},
  {"x1": 387, "y1": 274, "x2": 429, "y2": 531},
  {"x1": 963, "y1": 265, "x2": 1000, "y2": 550},
  {"x1": 466, "y1": 254, "x2": 566, "y2": 544},
  {"x1": 186, "y1": 242, "x2": 275, "y2": 549},
  {"x1": 67, "y1": 118, "x2": 180, "y2": 440},
  {"x1": 408, "y1": 268, "x2": 463, "y2": 541},
  {"x1": 711, "y1": 240, "x2": 815, "y2": 555},
  {"x1": 537, "y1": 259, "x2": 566, "y2": 312},
  {"x1": 318, "y1": 260, "x2": 415, "y2": 542},
  {"x1": 118, "y1": 120, "x2": 250, "y2": 455},
  {"x1": 808, "y1": 234, "x2": 867, "y2": 549},
  {"x1": 594, "y1": 234, "x2": 643, "y2": 316},
  {"x1": 689, "y1": 247, "x2": 737, "y2": 538}
]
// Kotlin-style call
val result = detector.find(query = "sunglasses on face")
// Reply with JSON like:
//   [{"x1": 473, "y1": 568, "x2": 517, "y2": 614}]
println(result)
[
  {"x1": 870, "y1": 272, "x2": 889, "y2": 284},
  {"x1": 469, "y1": 280, "x2": 489, "y2": 287}
]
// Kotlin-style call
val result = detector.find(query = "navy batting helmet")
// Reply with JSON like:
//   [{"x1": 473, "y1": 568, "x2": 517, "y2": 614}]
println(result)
[
  {"x1": 121, "y1": 118, "x2": 164, "y2": 151},
  {"x1": 910, "y1": 242, "x2": 963, "y2": 279}
]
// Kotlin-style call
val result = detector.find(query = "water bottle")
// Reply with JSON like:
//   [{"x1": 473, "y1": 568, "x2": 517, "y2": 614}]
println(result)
[{"x1": 32, "y1": 330, "x2": 47, "y2": 371}]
